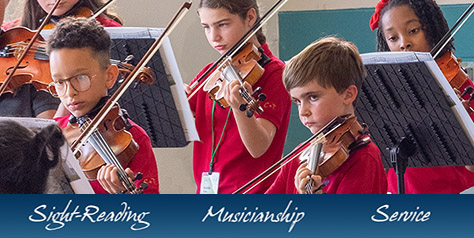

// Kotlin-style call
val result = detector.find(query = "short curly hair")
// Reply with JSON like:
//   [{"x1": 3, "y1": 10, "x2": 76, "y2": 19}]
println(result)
[
  {"x1": 47, "y1": 17, "x2": 111, "y2": 69},
  {"x1": 376, "y1": 0, "x2": 454, "y2": 59}
]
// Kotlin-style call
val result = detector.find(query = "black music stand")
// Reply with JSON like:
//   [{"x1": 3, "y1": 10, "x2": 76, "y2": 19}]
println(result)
[
  {"x1": 355, "y1": 52, "x2": 474, "y2": 194},
  {"x1": 107, "y1": 27, "x2": 192, "y2": 148}
]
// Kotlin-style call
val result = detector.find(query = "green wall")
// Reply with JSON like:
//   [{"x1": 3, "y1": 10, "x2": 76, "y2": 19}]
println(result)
[{"x1": 278, "y1": 4, "x2": 474, "y2": 154}]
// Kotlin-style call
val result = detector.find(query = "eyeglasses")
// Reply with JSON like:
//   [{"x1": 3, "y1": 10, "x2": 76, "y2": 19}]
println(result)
[{"x1": 48, "y1": 74, "x2": 96, "y2": 97}]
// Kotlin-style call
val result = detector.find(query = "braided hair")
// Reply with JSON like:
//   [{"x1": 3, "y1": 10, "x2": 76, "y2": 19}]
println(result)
[
  {"x1": 0, "y1": 121, "x2": 65, "y2": 194},
  {"x1": 376, "y1": 0, "x2": 454, "y2": 59}
]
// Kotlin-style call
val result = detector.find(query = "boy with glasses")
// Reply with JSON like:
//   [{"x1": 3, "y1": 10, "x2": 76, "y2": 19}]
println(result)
[{"x1": 47, "y1": 17, "x2": 159, "y2": 194}]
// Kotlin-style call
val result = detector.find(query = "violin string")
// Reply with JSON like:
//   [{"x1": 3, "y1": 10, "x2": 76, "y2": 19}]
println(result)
[
  {"x1": 5, "y1": 46, "x2": 48, "y2": 56},
  {"x1": 82, "y1": 120, "x2": 136, "y2": 192},
  {"x1": 5, "y1": 48, "x2": 47, "y2": 54},
  {"x1": 8, "y1": 42, "x2": 46, "y2": 49},
  {"x1": 93, "y1": 132, "x2": 136, "y2": 192},
  {"x1": 91, "y1": 132, "x2": 135, "y2": 191},
  {"x1": 4, "y1": 51, "x2": 46, "y2": 57},
  {"x1": 221, "y1": 63, "x2": 256, "y2": 106}
]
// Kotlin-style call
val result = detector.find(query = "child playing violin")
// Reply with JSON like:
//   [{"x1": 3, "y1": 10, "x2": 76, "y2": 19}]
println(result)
[
  {"x1": 47, "y1": 17, "x2": 158, "y2": 194},
  {"x1": 1, "y1": 0, "x2": 122, "y2": 30},
  {"x1": 266, "y1": 37, "x2": 387, "y2": 194},
  {"x1": 0, "y1": 0, "x2": 121, "y2": 118},
  {"x1": 370, "y1": 0, "x2": 474, "y2": 194},
  {"x1": 187, "y1": 0, "x2": 291, "y2": 194}
]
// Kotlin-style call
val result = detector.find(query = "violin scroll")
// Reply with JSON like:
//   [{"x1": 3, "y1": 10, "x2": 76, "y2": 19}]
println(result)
[
  {"x1": 113, "y1": 56, "x2": 155, "y2": 85},
  {"x1": 117, "y1": 62, "x2": 154, "y2": 85}
]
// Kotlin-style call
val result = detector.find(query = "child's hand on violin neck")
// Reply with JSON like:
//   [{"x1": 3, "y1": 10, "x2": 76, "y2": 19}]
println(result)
[
  {"x1": 295, "y1": 162, "x2": 323, "y2": 194},
  {"x1": 223, "y1": 80, "x2": 253, "y2": 109},
  {"x1": 97, "y1": 164, "x2": 135, "y2": 194}
]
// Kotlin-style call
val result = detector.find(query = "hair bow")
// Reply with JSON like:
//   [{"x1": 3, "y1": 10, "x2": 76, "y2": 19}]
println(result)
[{"x1": 369, "y1": 0, "x2": 390, "y2": 31}]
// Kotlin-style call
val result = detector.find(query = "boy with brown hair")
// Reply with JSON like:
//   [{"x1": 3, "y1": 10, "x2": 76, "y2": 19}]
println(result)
[
  {"x1": 265, "y1": 36, "x2": 387, "y2": 194},
  {"x1": 47, "y1": 17, "x2": 159, "y2": 194}
]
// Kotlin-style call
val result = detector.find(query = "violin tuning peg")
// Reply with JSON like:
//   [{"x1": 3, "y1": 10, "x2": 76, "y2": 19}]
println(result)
[
  {"x1": 139, "y1": 182, "x2": 148, "y2": 190},
  {"x1": 258, "y1": 93, "x2": 266, "y2": 102},
  {"x1": 245, "y1": 110, "x2": 254, "y2": 118},
  {"x1": 252, "y1": 87, "x2": 262, "y2": 96},
  {"x1": 125, "y1": 55, "x2": 134, "y2": 62},
  {"x1": 133, "y1": 172, "x2": 143, "y2": 181},
  {"x1": 461, "y1": 86, "x2": 473, "y2": 97},
  {"x1": 239, "y1": 103, "x2": 248, "y2": 112}
]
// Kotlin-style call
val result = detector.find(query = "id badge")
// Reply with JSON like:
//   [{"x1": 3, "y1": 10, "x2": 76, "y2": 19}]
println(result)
[{"x1": 200, "y1": 172, "x2": 220, "y2": 194}]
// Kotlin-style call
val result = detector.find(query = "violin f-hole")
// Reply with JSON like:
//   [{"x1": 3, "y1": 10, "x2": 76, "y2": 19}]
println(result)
[{"x1": 6, "y1": 63, "x2": 29, "y2": 75}]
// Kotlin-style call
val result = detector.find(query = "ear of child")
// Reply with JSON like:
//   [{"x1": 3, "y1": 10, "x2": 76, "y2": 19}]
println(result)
[
  {"x1": 105, "y1": 64, "x2": 119, "y2": 89},
  {"x1": 343, "y1": 85, "x2": 358, "y2": 106}
]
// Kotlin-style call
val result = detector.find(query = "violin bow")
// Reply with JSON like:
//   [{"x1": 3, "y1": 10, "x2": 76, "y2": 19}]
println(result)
[
  {"x1": 0, "y1": 0, "x2": 63, "y2": 95},
  {"x1": 187, "y1": 0, "x2": 288, "y2": 100},
  {"x1": 232, "y1": 115, "x2": 353, "y2": 194},
  {"x1": 70, "y1": 1, "x2": 192, "y2": 155},
  {"x1": 431, "y1": 1, "x2": 474, "y2": 59},
  {"x1": 91, "y1": 0, "x2": 118, "y2": 19}
]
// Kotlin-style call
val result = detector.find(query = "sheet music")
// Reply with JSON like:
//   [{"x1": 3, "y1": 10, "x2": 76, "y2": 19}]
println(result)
[
  {"x1": 361, "y1": 51, "x2": 474, "y2": 148},
  {"x1": 0, "y1": 117, "x2": 94, "y2": 194}
]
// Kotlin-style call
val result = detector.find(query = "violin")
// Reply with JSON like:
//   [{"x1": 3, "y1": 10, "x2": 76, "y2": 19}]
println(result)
[
  {"x1": 202, "y1": 42, "x2": 267, "y2": 117},
  {"x1": 303, "y1": 116, "x2": 370, "y2": 178},
  {"x1": 0, "y1": 0, "x2": 62, "y2": 96},
  {"x1": 62, "y1": 102, "x2": 146, "y2": 194},
  {"x1": 431, "y1": 2, "x2": 474, "y2": 116},
  {"x1": 0, "y1": 27, "x2": 51, "y2": 94},
  {"x1": 233, "y1": 114, "x2": 371, "y2": 194}
]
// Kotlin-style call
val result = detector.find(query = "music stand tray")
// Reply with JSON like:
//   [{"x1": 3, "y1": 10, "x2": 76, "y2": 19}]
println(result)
[{"x1": 356, "y1": 52, "x2": 474, "y2": 193}]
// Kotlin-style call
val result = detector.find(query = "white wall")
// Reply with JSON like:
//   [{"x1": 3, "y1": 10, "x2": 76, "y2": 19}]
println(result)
[{"x1": 4, "y1": 0, "x2": 473, "y2": 193}]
